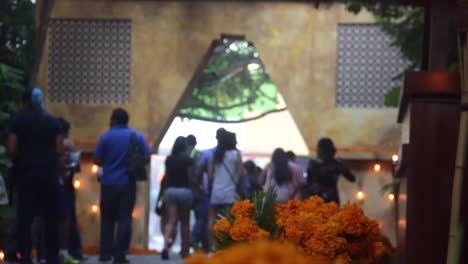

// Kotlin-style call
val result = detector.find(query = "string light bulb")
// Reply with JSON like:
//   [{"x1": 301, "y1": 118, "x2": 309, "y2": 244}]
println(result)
[
  {"x1": 374, "y1": 164, "x2": 381, "y2": 172},
  {"x1": 73, "y1": 180, "x2": 81, "y2": 189},
  {"x1": 356, "y1": 191, "x2": 366, "y2": 201},
  {"x1": 91, "y1": 205, "x2": 99, "y2": 214},
  {"x1": 0, "y1": 250, "x2": 4, "y2": 262},
  {"x1": 392, "y1": 154, "x2": 399, "y2": 162},
  {"x1": 388, "y1": 193, "x2": 395, "y2": 201},
  {"x1": 92, "y1": 165, "x2": 99, "y2": 174}
]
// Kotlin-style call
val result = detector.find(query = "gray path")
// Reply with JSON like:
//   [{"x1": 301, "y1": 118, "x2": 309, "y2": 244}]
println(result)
[{"x1": 1, "y1": 254, "x2": 183, "y2": 264}]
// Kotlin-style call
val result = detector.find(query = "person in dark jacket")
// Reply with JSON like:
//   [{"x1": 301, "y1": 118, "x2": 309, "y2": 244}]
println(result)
[{"x1": 305, "y1": 138, "x2": 356, "y2": 205}]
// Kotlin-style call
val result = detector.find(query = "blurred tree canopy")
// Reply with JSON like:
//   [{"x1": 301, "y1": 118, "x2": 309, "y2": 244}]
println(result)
[
  {"x1": 178, "y1": 37, "x2": 285, "y2": 123},
  {"x1": 0, "y1": 0, "x2": 35, "y2": 188}
]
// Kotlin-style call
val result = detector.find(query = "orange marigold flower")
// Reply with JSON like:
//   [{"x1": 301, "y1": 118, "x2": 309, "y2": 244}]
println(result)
[
  {"x1": 213, "y1": 218, "x2": 232, "y2": 240},
  {"x1": 231, "y1": 200, "x2": 254, "y2": 219},
  {"x1": 284, "y1": 224, "x2": 303, "y2": 244},
  {"x1": 185, "y1": 251, "x2": 209, "y2": 264},
  {"x1": 332, "y1": 253, "x2": 351, "y2": 264},
  {"x1": 249, "y1": 228, "x2": 271, "y2": 241},
  {"x1": 229, "y1": 218, "x2": 258, "y2": 241}
]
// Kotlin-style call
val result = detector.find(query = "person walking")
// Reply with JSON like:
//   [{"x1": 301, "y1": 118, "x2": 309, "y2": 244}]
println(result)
[
  {"x1": 262, "y1": 148, "x2": 305, "y2": 203},
  {"x1": 305, "y1": 138, "x2": 356, "y2": 205},
  {"x1": 94, "y1": 108, "x2": 151, "y2": 264},
  {"x1": 7, "y1": 88, "x2": 64, "y2": 264},
  {"x1": 161, "y1": 137, "x2": 194, "y2": 260}
]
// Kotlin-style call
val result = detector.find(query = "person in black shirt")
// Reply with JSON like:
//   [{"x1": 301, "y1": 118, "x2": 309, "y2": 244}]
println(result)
[
  {"x1": 305, "y1": 138, "x2": 356, "y2": 205},
  {"x1": 161, "y1": 136, "x2": 194, "y2": 260},
  {"x1": 7, "y1": 88, "x2": 64, "y2": 264}
]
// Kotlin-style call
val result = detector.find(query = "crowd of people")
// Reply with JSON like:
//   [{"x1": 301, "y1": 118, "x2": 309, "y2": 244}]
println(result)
[
  {"x1": 5, "y1": 88, "x2": 152, "y2": 264},
  {"x1": 4, "y1": 87, "x2": 356, "y2": 263},
  {"x1": 156, "y1": 128, "x2": 356, "y2": 260}
]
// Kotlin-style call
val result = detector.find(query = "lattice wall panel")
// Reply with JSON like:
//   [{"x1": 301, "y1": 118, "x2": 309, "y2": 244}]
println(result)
[
  {"x1": 48, "y1": 19, "x2": 131, "y2": 103},
  {"x1": 337, "y1": 24, "x2": 409, "y2": 108}
]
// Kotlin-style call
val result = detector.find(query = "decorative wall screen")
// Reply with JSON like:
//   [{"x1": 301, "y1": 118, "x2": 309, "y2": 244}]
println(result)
[
  {"x1": 48, "y1": 19, "x2": 131, "y2": 103},
  {"x1": 336, "y1": 24, "x2": 408, "y2": 108}
]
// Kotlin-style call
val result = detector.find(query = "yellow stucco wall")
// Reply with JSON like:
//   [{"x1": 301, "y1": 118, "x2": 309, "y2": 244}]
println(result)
[
  {"x1": 37, "y1": 0, "x2": 401, "y2": 249},
  {"x1": 38, "y1": 0, "x2": 401, "y2": 153}
]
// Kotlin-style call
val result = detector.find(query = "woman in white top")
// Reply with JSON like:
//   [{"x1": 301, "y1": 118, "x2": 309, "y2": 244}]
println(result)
[
  {"x1": 208, "y1": 131, "x2": 245, "y2": 248},
  {"x1": 262, "y1": 148, "x2": 305, "y2": 203}
]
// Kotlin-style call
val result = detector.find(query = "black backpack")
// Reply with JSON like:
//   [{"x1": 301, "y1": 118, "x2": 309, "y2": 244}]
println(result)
[{"x1": 127, "y1": 131, "x2": 147, "y2": 181}]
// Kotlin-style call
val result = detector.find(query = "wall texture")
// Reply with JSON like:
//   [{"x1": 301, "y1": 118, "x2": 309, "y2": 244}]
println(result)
[{"x1": 37, "y1": 0, "x2": 402, "y2": 249}]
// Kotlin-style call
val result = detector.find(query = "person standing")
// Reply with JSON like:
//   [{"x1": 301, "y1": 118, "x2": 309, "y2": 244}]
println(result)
[
  {"x1": 305, "y1": 138, "x2": 356, "y2": 205},
  {"x1": 7, "y1": 88, "x2": 64, "y2": 264},
  {"x1": 208, "y1": 131, "x2": 245, "y2": 247},
  {"x1": 94, "y1": 108, "x2": 151, "y2": 264},
  {"x1": 185, "y1": 135, "x2": 208, "y2": 252},
  {"x1": 59, "y1": 118, "x2": 84, "y2": 261},
  {"x1": 262, "y1": 148, "x2": 305, "y2": 203},
  {"x1": 161, "y1": 137, "x2": 194, "y2": 260}
]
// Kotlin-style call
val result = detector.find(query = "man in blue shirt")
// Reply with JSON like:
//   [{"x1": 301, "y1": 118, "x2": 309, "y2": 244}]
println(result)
[{"x1": 94, "y1": 108, "x2": 151, "y2": 264}]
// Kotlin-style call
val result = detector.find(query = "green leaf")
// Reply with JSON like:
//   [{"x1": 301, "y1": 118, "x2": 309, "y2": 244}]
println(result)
[
  {"x1": 0, "y1": 145, "x2": 6, "y2": 155},
  {"x1": 384, "y1": 86, "x2": 401, "y2": 107},
  {"x1": 0, "y1": 158, "x2": 12, "y2": 169}
]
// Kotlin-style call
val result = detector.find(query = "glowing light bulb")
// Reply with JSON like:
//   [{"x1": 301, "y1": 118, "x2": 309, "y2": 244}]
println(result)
[
  {"x1": 392, "y1": 154, "x2": 399, "y2": 162},
  {"x1": 388, "y1": 193, "x2": 395, "y2": 201},
  {"x1": 73, "y1": 180, "x2": 81, "y2": 189},
  {"x1": 91, "y1": 205, "x2": 99, "y2": 214},
  {"x1": 0, "y1": 251, "x2": 4, "y2": 262},
  {"x1": 356, "y1": 191, "x2": 366, "y2": 201},
  {"x1": 247, "y1": 63, "x2": 260, "y2": 71},
  {"x1": 374, "y1": 164, "x2": 381, "y2": 172},
  {"x1": 92, "y1": 165, "x2": 99, "y2": 174}
]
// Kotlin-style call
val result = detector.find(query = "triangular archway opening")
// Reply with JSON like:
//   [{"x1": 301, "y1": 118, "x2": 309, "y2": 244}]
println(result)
[{"x1": 149, "y1": 34, "x2": 309, "y2": 251}]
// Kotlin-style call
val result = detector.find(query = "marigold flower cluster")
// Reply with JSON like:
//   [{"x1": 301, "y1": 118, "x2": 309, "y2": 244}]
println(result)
[
  {"x1": 213, "y1": 200, "x2": 271, "y2": 243},
  {"x1": 185, "y1": 240, "x2": 331, "y2": 264},
  {"x1": 211, "y1": 195, "x2": 390, "y2": 264},
  {"x1": 275, "y1": 196, "x2": 385, "y2": 263}
]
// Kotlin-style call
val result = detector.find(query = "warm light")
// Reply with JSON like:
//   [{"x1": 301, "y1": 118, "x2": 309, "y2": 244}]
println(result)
[
  {"x1": 392, "y1": 154, "x2": 399, "y2": 162},
  {"x1": 132, "y1": 210, "x2": 139, "y2": 219},
  {"x1": 374, "y1": 164, "x2": 381, "y2": 172},
  {"x1": 92, "y1": 165, "x2": 99, "y2": 174},
  {"x1": 73, "y1": 180, "x2": 81, "y2": 189},
  {"x1": 399, "y1": 194, "x2": 407, "y2": 201},
  {"x1": 91, "y1": 205, "x2": 99, "y2": 213},
  {"x1": 247, "y1": 63, "x2": 260, "y2": 71},
  {"x1": 388, "y1": 193, "x2": 395, "y2": 201},
  {"x1": 356, "y1": 191, "x2": 366, "y2": 201},
  {"x1": 0, "y1": 251, "x2": 4, "y2": 262}
]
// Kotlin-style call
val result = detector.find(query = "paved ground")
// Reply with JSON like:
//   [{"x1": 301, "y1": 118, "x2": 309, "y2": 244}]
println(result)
[{"x1": 1, "y1": 253, "x2": 183, "y2": 264}]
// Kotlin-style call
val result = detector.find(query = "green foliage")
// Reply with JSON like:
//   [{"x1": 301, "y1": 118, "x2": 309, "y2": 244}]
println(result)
[
  {"x1": 251, "y1": 189, "x2": 279, "y2": 235},
  {"x1": 384, "y1": 87, "x2": 401, "y2": 107},
  {"x1": 179, "y1": 38, "x2": 284, "y2": 122},
  {"x1": 0, "y1": 0, "x2": 35, "y2": 203}
]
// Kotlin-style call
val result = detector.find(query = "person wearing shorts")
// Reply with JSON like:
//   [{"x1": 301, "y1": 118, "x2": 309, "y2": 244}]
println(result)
[{"x1": 161, "y1": 137, "x2": 193, "y2": 260}]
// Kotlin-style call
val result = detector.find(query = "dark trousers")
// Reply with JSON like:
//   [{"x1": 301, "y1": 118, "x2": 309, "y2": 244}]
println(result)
[
  {"x1": 17, "y1": 174, "x2": 59, "y2": 264},
  {"x1": 66, "y1": 185, "x2": 83, "y2": 258},
  {"x1": 5, "y1": 214, "x2": 18, "y2": 259},
  {"x1": 191, "y1": 190, "x2": 209, "y2": 251},
  {"x1": 100, "y1": 183, "x2": 136, "y2": 259}
]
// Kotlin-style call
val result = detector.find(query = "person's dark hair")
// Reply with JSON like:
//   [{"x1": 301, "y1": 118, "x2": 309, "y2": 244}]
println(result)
[
  {"x1": 285, "y1": 151, "x2": 296, "y2": 162},
  {"x1": 213, "y1": 131, "x2": 236, "y2": 164},
  {"x1": 317, "y1": 138, "x2": 336, "y2": 161},
  {"x1": 58, "y1": 118, "x2": 71, "y2": 136},
  {"x1": 111, "y1": 108, "x2": 129, "y2": 126},
  {"x1": 171, "y1": 136, "x2": 187, "y2": 156},
  {"x1": 186, "y1": 134, "x2": 197, "y2": 147},
  {"x1": 216, "y1": 128, "x2": 226, "y2": 141},
  {"x1": 271, "y1": 148, "x2": 292, "y2": 186},
  {"x1": 244, "y1": 160, "x2": 257, "y2": 175}
]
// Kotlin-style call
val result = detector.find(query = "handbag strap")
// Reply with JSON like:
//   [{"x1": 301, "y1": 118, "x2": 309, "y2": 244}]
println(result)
[{"x1": 220, "y1": 151, "x2": 239, "y2": 186}]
